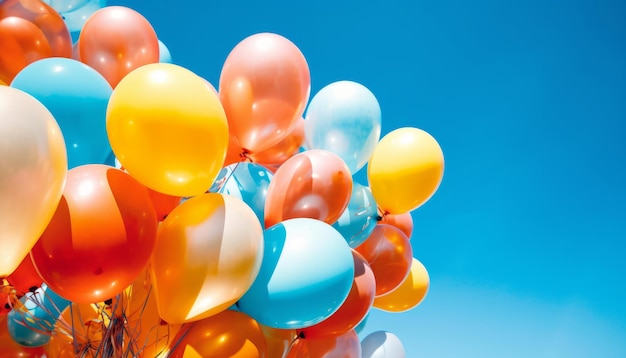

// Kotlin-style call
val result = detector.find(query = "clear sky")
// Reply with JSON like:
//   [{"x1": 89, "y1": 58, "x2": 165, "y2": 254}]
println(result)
[{"x1": 111, "y1": 0, "x2": 626, "y2": 356}]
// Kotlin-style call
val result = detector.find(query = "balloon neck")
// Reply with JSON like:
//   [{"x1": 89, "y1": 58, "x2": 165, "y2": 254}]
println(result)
[{"x1": 240, "y1": 149, "x2": 253, "y2": 162}]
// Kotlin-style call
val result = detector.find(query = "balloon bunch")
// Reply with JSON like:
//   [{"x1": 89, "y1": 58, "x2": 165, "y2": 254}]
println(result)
[{"x1": 0, "y1": 1, "x2": 442, "y2": 357}]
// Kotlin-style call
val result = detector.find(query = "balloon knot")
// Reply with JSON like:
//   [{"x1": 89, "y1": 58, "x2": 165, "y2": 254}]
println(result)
[
  {"x1": 104, "y1": 298, "x2": 113, "y2": 305},
  {"x1": 240, "y1": 150, "x2": 253, "y2": 162},
  {"x1": 298, "y1": 331, "x2": 306, "y2": 339}
]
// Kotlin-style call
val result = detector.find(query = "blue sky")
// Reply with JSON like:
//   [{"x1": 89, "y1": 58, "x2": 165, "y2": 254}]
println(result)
[{"x1": 112, "y1": 1, "x2": 626, "y2": 356}]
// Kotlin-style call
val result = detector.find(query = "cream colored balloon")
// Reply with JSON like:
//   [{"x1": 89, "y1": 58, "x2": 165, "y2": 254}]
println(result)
[{"x1": 0, "y1": 86, "x2": 67, "y2": 277}]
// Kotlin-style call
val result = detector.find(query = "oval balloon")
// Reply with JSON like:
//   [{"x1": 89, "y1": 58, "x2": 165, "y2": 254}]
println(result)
[
  {"x1": 11, "y1": 57, "x2": 113, "y2": 169},
  {"x1": 361, "y1": 331, "x2": 406, "y2": 358},
  {"x1": 6, "y1": 255, "x2": 42, "y2": 295},
  {"x1": 379, "y1": 212, "x2": 413, "y2": 239},
  {"x1": 167, "y1": 310, "x2": 267, "y2": 358},
  {"x1": 107, "y1": 63, "x2": 229, "y2": 197},
  {"x1": 260, "y1": 325, "x2": 297, "y2": 358},
  {"x1": 368, "y1": 127, "x2": 444, "y2": 215},
  {"x1": 0, "y1": 16, "x2": 52, "y2": 84},
  {"x1": 0, "y1": 315, "x2": 47, "y2": 357},
  {"x1": 286, "y1": 329, "x2": 361, "y2": 358},
  {"x1": 237, "y1": 218, "x2": 354, "y2": 329},
  {"x1": 0, "y1": 86, "x2": 67, "y2": 277},
  {"x1": 158, "y1": 39, "x2": 172, "y2": 63},
  {"x1": 264, "y1": 149, "x2": 353, "y2": 228},
  {"x1": 30, "y1": 164, "x2": 158, "y2": 303},
  {"x1": 304, "y1": 80, "x2": 381, "y2": 174},
  {"x1": 355, "y1": 224, "x2": 413, "y2": 296},
  {"x1": 146, "y1": 187, "x2": 181, "y2": 221},
  {"x1": 250, "y1": 116, "x2": 305, "y2": 166},
  {"x1": 151, "y1": 193, "x2": 264, "y2": 324},
  {"x1": 219, "y1": 32, "x2": 310, "y2": 153},
  {"x1": 55, "y1": 0, "x2": 105, "y2": 33},
  {"x1": 79, "y1": 6, "x2": 159, "y2": 87},
  {"x1": 373, "y1": 258, "x2": 430, "y2": 312},
  {"x1": 332, "y1": 182, "x2": 378, "y2": 248}
]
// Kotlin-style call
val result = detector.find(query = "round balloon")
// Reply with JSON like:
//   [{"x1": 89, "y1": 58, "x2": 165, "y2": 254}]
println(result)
[
  {"x1": 219, "y1": 32, "x2": 310, "y2": 153},
  {"x1": 6, "y1": 255, "x2": 42, "y2": 295},
  {"x1": 332, "y1": 182, "x2": 379, "y2": 248},
  {"x1": 361, "y1": 331, "x2": 406, "y2": 358},
  {"x1": 250, "y1": 116, "x2": 305, "y2": 166},
  {"x1": 379, "y1": 212, "x2": 414, "y2": 239},
  {"x1": 286, "y1": 329, "x2": 361, "y2": 358},
  {"x1": 374, "y1": 258, "x2": 430, "y2": 312},
  {"x1": 0, "y1": 86, "x2": 67, "y2": 277},
  {"x1": 304, "y1": 80, "x2": 381, "y2": 174},
  {"x1": 0, "y1": 16, "x2": 52, "y2": 84},
  {"x1": 237, "y1": 218, "x2": 354, "y2": 329},
  {"x1": 368, "y1": 127, "x2": 444, "y2": 214},
  {"x1": 30, "y1": 164, "x2": 158, "y2": 303},
  {"x1": 55, "y1": 0, "x2": 105, "y2": 33},
  {"x1": 158, "y1": 39, "x2": 172, "y2": 63},
  {"x1": 107, "y1": 63, "x2": 229, "y2": 197},
  {"x1": 11, "y1": 57, "x2": 113, "y2": 169},
  {"x1": 0, "y1": 315, "x2": 47, "y2": 357}
]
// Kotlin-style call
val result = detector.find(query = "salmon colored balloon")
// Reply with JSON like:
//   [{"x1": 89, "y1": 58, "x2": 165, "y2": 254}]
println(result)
[
  {"x1": 379, "y1": 212, "x2": 414, "y2": 239},
  {"x1": 298, "y1": 251, "x2": 375, "y2": 339},
  {"x1": 286, "y1": 329, "x2": 361, "y2": 358},
  {"x1": 374, "y1": 258, "x2": 430, "y2": 312},
  {"x1": 151, "y1": 193, "x2": 264, "y2": 324},
  {"x1": 355, "y1": 224, "x2": 413, "y2": 296},
  {"x1": 251, "y1": 117, "x2": 305, "y2": 166},
  {"x1": 167, "y1": 310, "x2": 267, "y2": 358},
  {"x1": 79, "y1": 6, "x2": 159, "y2": 87},
  {"x1": 264, "y1": 149, "x2": 352, "y2": 228},
  {"x1": 219, "y1": 32, "x2": 310, "y2": 153},
  {"x1": 30, "y1": 164, "x2": 158, "y2": 304},
  {"x1": 0, "y1": 16, "x2": 51, "y2": 84},
  {"x1": 6, "y1": 255, "x2": 42, "y2": 295}
]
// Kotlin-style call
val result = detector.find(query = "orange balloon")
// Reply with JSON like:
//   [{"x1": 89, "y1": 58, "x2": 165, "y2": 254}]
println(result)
[
  {"x1": 260, "y1": 325, "x2": 297, "y2": 358},
  {"x1": 380, "y1": 212, "x2": 414, "y2": 239},
  {"x1": 251, "y1": 117, "x2": 305, "y2": 166},
  {"x1": 0, "y1": 315, "x2": 48, "y2": 357},
  {"x1": 79, "y1": 6, "x2": 159, "y2": 87},
  {"x1": 219, "y1": 33, "x2": 310, "y2": 153},
  {"x1": 264, "y1": 149, "x2": 353, "y2": 228},
  {"x1": 31, "y1": 164, "x2": 158, "y2": 304},
  {"x1": 374, "y1": 258, "x2": 430, "y2": 312},
  {"x1": 48, "y1": 302, "x2": 109, "y2": 358},
  {"x1": 286, "y1": 329, "x2": 361, "y2": 358},
  {"x1": 146, "y1": 187, "x2": 181, "y2": 221},
  {"x1": 6, "y1": 254, "x2": 42, "y2": 295},
  {"x1": 298, "y1": 251, "x2": 375, "y2": 339},
  {"x1": 355, "y1": 224, "x2": 413, "y2": 296},
  {"x1": 166, "y1": 310, "x2": 267, "y2": 358},
  {"x1": 0, "y1": 16, "x2": 52, "y2": 84}
]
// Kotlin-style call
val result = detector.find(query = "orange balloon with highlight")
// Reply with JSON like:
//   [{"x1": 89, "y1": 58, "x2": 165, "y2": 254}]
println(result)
[
  {"x1": 286, "y1": 329, "x2": 361, "y2": 358},
  {"x1": 0, "y1": 16, "x2": 51, "y2": 84},
  {"x1": 374, "y1": 258, "x2": 430, "y2": 312}
]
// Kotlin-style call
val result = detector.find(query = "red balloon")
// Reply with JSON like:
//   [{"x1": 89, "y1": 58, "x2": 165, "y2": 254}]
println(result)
[
  {"x1": 380, "y1": 212, "x2": 414, "y2": 239},
  {"x1": 0, "y1": 16, "x2": 51, "y2": 83},
  {"x1": 146, "y1": 187, "x2": 181, "y2": 221},
  {"x1": 31, "y1": 164, "x2": 158, "y2": 303},
  {"x1": 7, "y1": 255, "x2": 42, "y2": 295},
  {"x1": 286, "y1": 329, "x2": 361, "y2": 358},
  {"x1": 298, "y1": 251, "x2": 375, "y2": 339},
  {"x1": 355, "y1": 224, "x2": 413, "y2": 296},
  {"x1": 264, "y1": 149, "x2": 352, "y2": 228}
]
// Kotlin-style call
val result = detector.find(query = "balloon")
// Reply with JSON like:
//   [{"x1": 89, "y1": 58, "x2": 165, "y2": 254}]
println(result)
[
  {"x1": 237, "y1": 218, "x2": 354, "y2": 329},
  {"x1": 286, "y1": 329, "x2": 361, "y2": 358},
  {"x1": 0, "y1": 86, "x2": 67, "y2": 277},
  {"x1": 355, "y1": 225, "x2": 413, "y2": 296},
  {"x1": 7, "y1": 255, "x2": 42, "y2": 295},
  {"x1": 79, "y1": 6, "x2": 159, "y2": 87},
  {"x1": 360, "y1": 331, "x2": 406, "y2": 358},
  {"x1": 11, "y1": 57, "x2": 113, "y2": 169},
  {"x1": 354, "y1": 312, "x2": 369, "y2": 335},
  {"x1": 151, "y1": 193, "x2": 264, "y2": 324},
  {"x1": 0, "y1": 290, "x2": 13, "y2": 316},
  {"x1": 7, "y1": 284, "x2": 70, "y2": 347},
  {"x1": 298, "y1": 251, "x2": 375, "y2": 339},
  {"x1": 166, "y1": 310, "x2": 267, "y2": 358},
  {"x1": 332, "y1": 182, "x2": 378, "y2": 248},
  {"x1": 264, "y1": 149, "x2": 353, "y2": 228},
  {"x1": 250, "y1": 117, "x2": 305, "y2": 166},
  {"x1": 219, "y1": 32, "x2": 310, "y2": 153},
  {"x1": 0, "y1": 315, "x2": 47, "y2": 357},
  {"x1": 379, "y1": 212, "x2": 413, "y2": 239},
  {"x1": 373, "y1": 258, "x2": 430, "y2": 312},
  {"x1": 209, "y1": 162, "x2": 274, "y2": 227},
  {"x1": 54, "y1": 0, "x2": 105, "y2": 33},
  {"x1": 0, "y1": 16, "x2": 51, "y2": 84},
  {"x1": 146, "y1": 187, "x2": 181, "y2": 221},
  {"x1": 260, "y1": 325, "x2": 297, "y2": 358},
  {"x1": 47, "y1": 0, "x2": 92, "y2": 13},
  {"x1": 30, "y1": 164, "x2": 158, "y2": 303},
  {"x1": 368, "y1": 127, "x2": 444, "y2": 214},
  {"x1": 304, "y1": 80, "x2": 382, "y2": 174},
  {"x1": 158, "y1": 39, "x2": 172, "y2": 63},
  {"x1": 107, "y1": 63, "x2": 229, "y2": 197}
]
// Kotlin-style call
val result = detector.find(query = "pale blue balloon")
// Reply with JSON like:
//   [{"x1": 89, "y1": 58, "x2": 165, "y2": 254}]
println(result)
[
  {"x1": 56, "y1": 0, "x2": 106, "y2": 32},
  {"x1": 11, "y1": 58, "x2": 113, "y2": 169},
  {"x1": 159, "y1": 39, "x2": 173, "y2": 63},
  {"x1": 237, "y1": 218, "x2": 354, "y2": 329},
  {"x1": 361, "y1": 331, "x2": 406, "y2": 358},
  {"x1": 333, "y1": 182, "x2": 379, "y2": 248},
  {"x1": 209, "y1": 162, "x2": 273, "y2": 227},
  {"x1": 304, "y1": 80, "x2": 382, "y2": 174},
  {"x1": 7, "y1": 284, "x2": 70, "y2": 347}
]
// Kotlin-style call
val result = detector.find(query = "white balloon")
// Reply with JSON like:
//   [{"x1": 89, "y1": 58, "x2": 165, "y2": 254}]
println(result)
[{"x1": 361, "y1": 331, "x2": 406, "y2": 358}]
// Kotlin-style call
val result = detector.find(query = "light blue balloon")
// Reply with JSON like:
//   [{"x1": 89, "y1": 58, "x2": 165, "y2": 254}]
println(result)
[
  {"x1": 7, "y1": 284, "x2": 71, "y2": 347},
  {"x1": 304, "y1": 80, "x2": 382, "y2": 174},
  {"x1": 159, "y1": 39, "x2": 173, "y2": 63},
  {"x1": 49, "y1": 0, "x2": 91, "y2": 13},
  {"x1": 11, "y1": 57, "x2": 113, "y2": 169},
  {"x1": 361, "y1": 331, "x2": 406, "y2": 358},
  {"x1": 333, "y1": 182, "x2": 379, "y2": 248},
  {"x1": 56, "y1": 0, "x2": 106, "y2": 32},
  {"x1": 237, "y1": 218, "x2": 354, "y2": 329},
  {"x1": 209, "y1": 162, "x2": 273, "y2": 227},
  {"x1": 355, "y1": 312, "x2": 370, "y2": 335}
]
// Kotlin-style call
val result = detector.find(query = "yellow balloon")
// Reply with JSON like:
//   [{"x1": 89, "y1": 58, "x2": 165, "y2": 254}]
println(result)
[
  {"x1": 368, "y1": 127, "x2": 444, "y2": 214},
  {"x1": 0, "y1": 86, "x2": 67, "y2": 277},
  {"x1": 373, "y1": 258, "x2": 430, "y2": 312},
  {"x1": 150, "y1": 193, "x2": 264, "y2": 324},
  {"x1": 106, "y1": 63, "x2": 229, "y2": 197}
]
